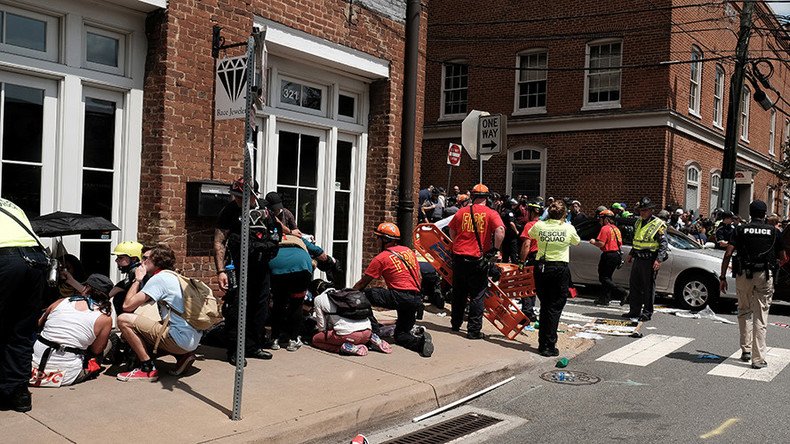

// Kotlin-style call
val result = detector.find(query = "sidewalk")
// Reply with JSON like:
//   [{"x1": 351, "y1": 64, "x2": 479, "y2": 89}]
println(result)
[{"x1": 1, "y1": 308, "x2": 594, "y2": 443}]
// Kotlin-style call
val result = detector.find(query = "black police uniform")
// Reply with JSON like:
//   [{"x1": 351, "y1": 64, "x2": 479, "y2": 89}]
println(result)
[
  {"x1": 500, "y1": 208, "x2": 519, "y2": 264},
  {"x1": 216, "y1": 198, "x2": 281, "y2": 359},
  {"x1": 0, "y1": 199, "x2": 48, "y2": 411},
  {"x1": 627, "y1": 214, "x2": 668, "y2": 320}
]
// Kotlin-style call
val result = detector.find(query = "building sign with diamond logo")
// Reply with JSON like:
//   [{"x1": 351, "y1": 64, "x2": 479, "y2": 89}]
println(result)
[{"x1": 215, "y1": 55, "x2": 248, "y2": 120}]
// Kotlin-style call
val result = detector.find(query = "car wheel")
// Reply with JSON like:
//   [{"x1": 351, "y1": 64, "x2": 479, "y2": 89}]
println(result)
[{"x1": 674, "y1": 273, "x2": 716, "y2": 310}]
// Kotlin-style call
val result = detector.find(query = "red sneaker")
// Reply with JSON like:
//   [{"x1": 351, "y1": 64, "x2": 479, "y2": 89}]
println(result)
[
  {"x1": 117, "y1": 367, "x2": 159, "y2": 382},
  {"x1": 169, "y1": 353, "x2": 196, "y2": 376}
]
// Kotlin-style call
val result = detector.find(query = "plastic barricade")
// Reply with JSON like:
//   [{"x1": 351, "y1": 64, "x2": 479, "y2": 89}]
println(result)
[{"x1": 413, "y1": 224, "x2": 532, "y2": 340}]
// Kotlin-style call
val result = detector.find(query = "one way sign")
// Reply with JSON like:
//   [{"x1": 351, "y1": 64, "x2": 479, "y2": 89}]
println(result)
[{"x1": 478, "y1": 114, "x2": 505, "y2": 156}]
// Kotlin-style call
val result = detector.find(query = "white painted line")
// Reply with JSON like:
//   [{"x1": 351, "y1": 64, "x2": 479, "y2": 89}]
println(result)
[
  {"x1": 596, "y1": 334, "x2": 694, "y2": 366},
  {"x1": 707, "y1": 347, "x2": 790, "y2": 382}
]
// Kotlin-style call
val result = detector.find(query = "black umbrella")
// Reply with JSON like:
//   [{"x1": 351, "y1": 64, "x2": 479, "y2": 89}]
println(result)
[{"x1": 30, "y1": 211, "x2": 120, "y2": 237}]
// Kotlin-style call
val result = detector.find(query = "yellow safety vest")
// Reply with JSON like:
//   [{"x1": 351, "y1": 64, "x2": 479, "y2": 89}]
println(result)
[
  {"x1": 0, "y1": 198, "x2": 39, "y2": 248},
  {"x1": 633, "y1": 216, "x2": 665, "y2": 252}
]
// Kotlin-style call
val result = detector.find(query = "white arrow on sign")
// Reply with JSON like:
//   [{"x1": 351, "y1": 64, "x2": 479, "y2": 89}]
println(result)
[{"x1": 478, "y1": 114, "x2": 505, "y2": 156}]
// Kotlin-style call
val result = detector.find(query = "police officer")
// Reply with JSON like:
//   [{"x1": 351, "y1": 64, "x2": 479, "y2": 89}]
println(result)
[
  {"x1": 720, "y1": 201, "x2": 785, "y2": 369},
  {"x1": 714, "y1": 211, "x2": 735, "y2": 250},
  {"x1": 528, "y1": 199, "x2": 580, "y2": 356},
  {"x1": 214, "y1": 178, "x2": 280, "y2": 365},
  {"x1": 590, "y1": 210, "x2": 627, "y2": 305},
  {"x1": 623, "y1": 197, "x2": 668, "y2": 321},
  {"x1": 0, "y1": 198, "x2": 49, "y2": 412},
  {"x1": 500, "y1": 197, "x2": 520, "y2": 264},
  {"x1": 448, "y1": 184, "x2": 505, "y2": 340},
  {"x1": 353, "y1": 223, "x2": 433, "y2": 357}
]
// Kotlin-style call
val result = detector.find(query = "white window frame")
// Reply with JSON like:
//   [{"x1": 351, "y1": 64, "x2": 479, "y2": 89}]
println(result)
[
  {"x1": 768, "y1": 187, "x2": 776, "y2": 214},
  {"x1": 582, "y1": 39, "x2": 622, "y2": 111},
  {"x1": 83, "y1": 24, "x2": 127, "y2": 76},
  {"x1": 513, "y1": 49, "x2": 548, "y2": 115},
  {"x1": 688, "y1": 46, "x2": 702, "y2": 117},
  {"x1": 784, "y1": 119, "x2": 790, "y2": 161},
  {"x1": 740, "y1": 87, "x2": 750, "y2": 142},
  {"x1": 275, "y1": 74, "x2": 328, "y2": 117},
  {"x1": 440, "y1": 61, "x2": 468, "y2": 120},
  {"x1": 713, "y1": 65, "x2": 724, "y2": 128},
  {"x1": 685, "y1": 163, "x2": 701, "y2": 214},
  {"x1": 336, "y1": 90, "x2": 359, "y2": 124},
  {"x1": 770, "y1": 109, "x2": 776, "y2": 157},
  {"x1": 709, "y1": 170, "x2": 721, "y2": 213},
  {"x1": 0, "y1": 4, "x2": 59, "y2": 62},
  {"x1": 505, "y1": 147, "x2": 546, "y2": 199}
]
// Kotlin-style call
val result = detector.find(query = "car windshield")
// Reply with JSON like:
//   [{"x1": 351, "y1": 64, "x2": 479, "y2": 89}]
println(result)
[{"x1": 666, "y1": 228, "x2": 702, "y2": 250}]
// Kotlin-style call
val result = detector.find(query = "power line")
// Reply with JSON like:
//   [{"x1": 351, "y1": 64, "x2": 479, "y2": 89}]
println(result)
[
  {"x1": 430, "y1": 25, "x2": 740, "y2": 43},
  {"x1": 429, "y1": 55, "x2": 734, "y2": 72}
]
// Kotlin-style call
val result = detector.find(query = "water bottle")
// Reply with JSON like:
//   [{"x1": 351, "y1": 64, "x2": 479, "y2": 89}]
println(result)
[{"x1": 225, "y1": 261, "x2": 238, "y2": 291}]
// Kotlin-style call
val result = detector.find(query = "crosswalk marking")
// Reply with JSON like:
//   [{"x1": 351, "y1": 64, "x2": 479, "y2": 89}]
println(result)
[
  {"x1": 596, "y1": 334, "x2": 694, "y2": 366},
  {"x1": 707, "y1": 348, "x2": 790, "y2": 382}
]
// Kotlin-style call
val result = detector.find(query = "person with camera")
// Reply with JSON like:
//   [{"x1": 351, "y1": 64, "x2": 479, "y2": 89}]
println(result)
[
  {"x1": 720, "y1": 200, "x2": 785, "y2": 370},
  {"x1": 0, "y1": 198, "x2": 49, "y2": 412},
  {"x1": 448, "y1": 184, "x2": 505, "y2": 340},
  {"x1": 214, "y1": 178, "x2": 281, "y2": 365},
  {"x1": 352, "y1": 222, "x2": 432, "y2": 357},
  {"x1": 31, "y1": 274, "x2": 114, "y2": 387},
  {"x1": 589, "y1": 209, "x2": 627, "y2": 305},
  {"x1": 528, "y1": 200, "x2": 580, "y2": 357},
  {"x1": 623, "y1": 197, "x2": 668, "y2": 322}
]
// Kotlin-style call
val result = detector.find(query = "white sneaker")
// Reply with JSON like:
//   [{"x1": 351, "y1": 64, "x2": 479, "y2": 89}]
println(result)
[{"x1": 286, "y1": 337, "x2": 303, "y2": 352}]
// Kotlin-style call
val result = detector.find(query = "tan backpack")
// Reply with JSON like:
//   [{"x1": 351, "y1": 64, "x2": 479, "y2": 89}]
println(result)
[{"x1": 160, "y1": 270, "x2": 223, "y2": 331}]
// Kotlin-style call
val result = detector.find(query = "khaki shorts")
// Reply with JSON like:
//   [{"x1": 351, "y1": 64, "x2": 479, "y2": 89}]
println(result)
[{"x1": 132, "y1": 314, "x2": 189, "y2": 356}]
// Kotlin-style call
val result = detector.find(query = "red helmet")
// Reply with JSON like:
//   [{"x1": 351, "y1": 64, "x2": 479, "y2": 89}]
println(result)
[
  {"x1": 374, "y1": 222, "x2": 400, "y2": 240},
  {"x1": 598, "y1": 209, "x2": 615, "y2": 218}
]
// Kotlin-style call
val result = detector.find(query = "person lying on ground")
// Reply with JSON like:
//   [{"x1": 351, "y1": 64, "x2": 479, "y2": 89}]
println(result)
[{"x1": 311, "y1": 289, "x2": 392, "y2": 356}]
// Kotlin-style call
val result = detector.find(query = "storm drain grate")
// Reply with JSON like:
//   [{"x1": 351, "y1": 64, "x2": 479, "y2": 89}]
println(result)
[
  {"x1": 381, "y1": 412, "x2": 502, "y2": 444},
  {"x1": 540, "y1": 370, "x2": 601, "y2": 385}
]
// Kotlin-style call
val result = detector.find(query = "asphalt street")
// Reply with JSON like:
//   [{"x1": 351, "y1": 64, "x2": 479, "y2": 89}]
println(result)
[{"x1": 367, "y1": 290, "x2": 790, "y2": 443}]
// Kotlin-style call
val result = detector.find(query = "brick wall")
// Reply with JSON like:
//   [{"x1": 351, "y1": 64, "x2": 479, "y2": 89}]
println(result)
[{"x1": 140, "y1": 0, "x2": 426, "y2": 286}]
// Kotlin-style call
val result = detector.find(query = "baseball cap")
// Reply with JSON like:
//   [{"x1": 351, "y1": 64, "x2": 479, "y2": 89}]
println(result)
[
  {"x1": 82, "y1": 274, "x2": 114, "y2": 296},
  {"x1": 264, "y1": 192, "x2": 284, "y2": 211},
  {"x1": 749, "y1": 200, "x2": 767, "y2": 215}
]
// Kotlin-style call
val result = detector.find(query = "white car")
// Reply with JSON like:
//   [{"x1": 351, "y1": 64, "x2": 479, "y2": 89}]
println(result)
[{"x1": 570, "y1": 218, "x2": 736, "y2": 310}]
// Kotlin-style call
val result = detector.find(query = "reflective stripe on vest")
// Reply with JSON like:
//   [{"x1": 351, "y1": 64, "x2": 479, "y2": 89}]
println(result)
[{"x1": 633, "y1": 217, "x2": 664, "y2": 251}]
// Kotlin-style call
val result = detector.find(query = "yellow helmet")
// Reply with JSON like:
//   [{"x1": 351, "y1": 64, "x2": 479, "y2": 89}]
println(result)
[{"x1": 111, "y1": 241, "x2": 143, "y2": 261}]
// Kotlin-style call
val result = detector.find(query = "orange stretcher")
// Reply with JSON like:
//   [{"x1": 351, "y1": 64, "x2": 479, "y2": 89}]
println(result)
[{"x1": 413, "y1": 223, "x2": 536, "y2": 340}]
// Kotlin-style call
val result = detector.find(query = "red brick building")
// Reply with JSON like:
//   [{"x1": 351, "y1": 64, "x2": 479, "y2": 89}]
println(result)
[
  {"x1": 422, "y1": 0, "x2": 790, "y2": 220},
  {"x1": 0, "y1": 0, "x2": 425, "y2": 286}
]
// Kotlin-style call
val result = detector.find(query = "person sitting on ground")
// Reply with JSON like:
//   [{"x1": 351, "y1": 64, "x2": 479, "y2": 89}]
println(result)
[
  {"x1": 116, "y1": 244, "x2": 200, "y2": 382},
  {"x1": 353, "y1": 222, "x2": 434, "y2": 357},
  {"x1": 31, "y1": 274, "x2": 114, "y2": 387},
  {"x1": 311, "y1": 288, "x2": 392, "y2": 356}
]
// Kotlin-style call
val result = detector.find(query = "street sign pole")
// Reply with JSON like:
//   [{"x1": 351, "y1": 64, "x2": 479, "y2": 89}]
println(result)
[
  {"x1": 477, "y1": 126, "x2": 483, "y2": 183},
  {"x1": 447, "y1": 166, "x2": 453, "y2": 197}
]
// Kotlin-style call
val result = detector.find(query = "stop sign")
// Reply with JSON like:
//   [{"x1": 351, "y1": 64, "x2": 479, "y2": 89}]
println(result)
[{"x1": 447, "y1": 143, "x2": 462, "y2": 166}]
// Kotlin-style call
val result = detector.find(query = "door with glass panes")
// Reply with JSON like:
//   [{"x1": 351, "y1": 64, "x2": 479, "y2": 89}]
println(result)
[
  {"x1": 0, "y1": 71, "x2": 57, "y2": 218},
  {"x1": 78, "y1": 88, "x2": 123, "y2": 276}
]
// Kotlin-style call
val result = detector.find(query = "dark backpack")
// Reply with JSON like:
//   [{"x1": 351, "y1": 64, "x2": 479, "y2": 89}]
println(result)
[{"x1": 326, "y1": 289, "x2": 372, "y2": 320}]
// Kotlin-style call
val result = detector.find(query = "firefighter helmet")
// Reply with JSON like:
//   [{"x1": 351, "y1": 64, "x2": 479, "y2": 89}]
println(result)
[
  {"x1": 373, "y1": 222, "x2": 400, "y2": 241},
  {"x1": 471, "y1": 183, "x2": 490, "y2": 197}
]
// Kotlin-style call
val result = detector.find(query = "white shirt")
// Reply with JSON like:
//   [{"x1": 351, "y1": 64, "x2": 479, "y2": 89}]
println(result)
[{"x1": 312, "y1": 291, "x2": 371, "y2": 336}]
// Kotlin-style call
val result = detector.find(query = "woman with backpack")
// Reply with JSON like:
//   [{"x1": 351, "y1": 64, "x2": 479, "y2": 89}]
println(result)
[{"x1": 31, "y1": 274, "x2": 114, "y2": 387}]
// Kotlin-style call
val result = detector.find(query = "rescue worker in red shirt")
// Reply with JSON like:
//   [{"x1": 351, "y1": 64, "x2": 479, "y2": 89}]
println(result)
[
  {"x1": 353, "y1": 222, "x2": 434, "y2": 357},
  {"x1": 448, "y1": 184, "x2": 505, "y2": 339},
  {"x1": 518, "y1": 200, "x2": 543, "y2": 321},
  {"x1": 589, "y1": 209, "x2": 628, "y2": 305}
]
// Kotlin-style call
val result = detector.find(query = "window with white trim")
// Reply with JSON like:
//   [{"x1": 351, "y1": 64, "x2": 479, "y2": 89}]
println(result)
[
  {"x1": 740, "y1": 87, "x2": 750, "y2": 141},
  {"x1": 0, "y1": 5, "x2": 59, "y2": 62},
  {"x1": 685, "y1": 164, "x2": 700, "y2": 213},
  {"x1": 84, "y1": 25, "x2": 126, "y2": 76},
  {"x1": 770, "y1": 109, "x2": 776, "y2": 156},
  {"x1": 709, "y1": 172, "x2": 720, "y2": 213},
  {"x1": 516, "y1": 50, "x2": 547, "y2": 112},
  {"x1": 277, "y1": 76, "x2": 327, "y2": 117},
  {"x1": 584, "y1": 40, "x2": 621, "y2": 108},
  {"x1": 689, "y1": 46, "x2": 702, "y2": 116},
  {"x1": 768, "y1": 187, "x2": 776, "y2": 214},
  {"x1": 713, "y1": 65, "x2": 724, "y2": 127},
  {"x1": 441, "y1": 62, "x2": 468, "y2": 118},
  {"x1": 508, "y1": 149, "x2": 544, "y2": 198}
]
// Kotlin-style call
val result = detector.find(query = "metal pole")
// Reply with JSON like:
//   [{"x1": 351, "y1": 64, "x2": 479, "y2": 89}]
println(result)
[
  {"x1": 231, "y1": 34, "x2": 257, "y2": 421},
  {"x1": 446, "y1": 165, "x2": 453, "y2": 196},
  {"x1": 478, "y1": 124, "x2": 483, "y2": 184},
  {"x1": 397, "y1": 0, "x2": 421, "y2": 247},
  {"x1": 719, "y1": 1, "x2": 754, "y2": 212}
]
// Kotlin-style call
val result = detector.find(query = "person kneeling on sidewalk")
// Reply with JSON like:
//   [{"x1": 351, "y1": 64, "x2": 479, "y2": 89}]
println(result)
[
  {"x1": 352, "y1": 222, "x2": 433, "y2": 357},
  {"x1": 116, "y1": 245, "x2": 201, "y2": 381},
  {"x1": 311, "y1": 289, "x2": 392, "y2": 356},
  {"x1": 31, "y1": 274, "x2": 114, "y2": 387}
]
